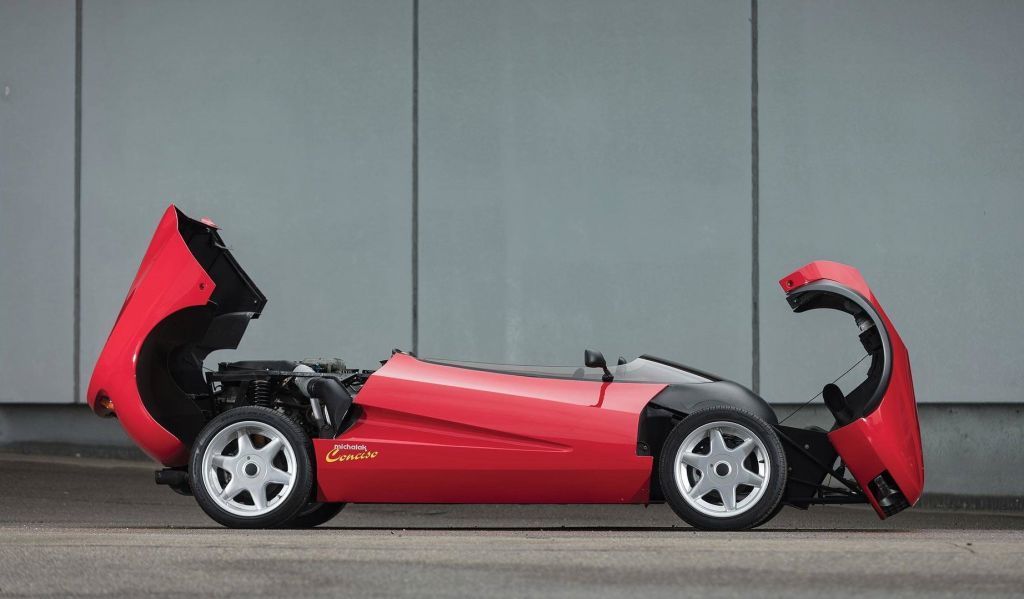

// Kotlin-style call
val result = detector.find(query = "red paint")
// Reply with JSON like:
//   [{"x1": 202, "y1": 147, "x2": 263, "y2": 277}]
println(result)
[
  {"x1": 314, "y1": 353, "x2": 664, "y2": 503},
  {"x1": 87, "y1": 205, "x2": 214, "y2": 465},
  {"x1": 88, "y1": 206, "x2": 923, "y2": 519},
  {"x1": 780, "y1": 261, "x2": 925, "y2": 517}
]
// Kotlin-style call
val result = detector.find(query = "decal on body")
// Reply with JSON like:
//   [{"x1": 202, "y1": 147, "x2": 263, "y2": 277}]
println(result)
[{"x1": 325, "y1": 443, "x2": 379, "y2": 463}]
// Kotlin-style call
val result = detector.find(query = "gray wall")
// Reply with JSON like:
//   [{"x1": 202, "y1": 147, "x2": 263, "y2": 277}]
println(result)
[
  {"x1": 0, "y1": 0, "x2": 75, "y2": 404},
  {"x1": 760, "y1": 0, "x2": 1024, "y2": 406},
  {"x1": 79, "y1": 0, "x2": 413, "y2": 381},
  {"x1": 419, "y1": 1, "x2": 752, "y2": 379},
  {"x1": 1, "y1": 0, "x2": 1023, "y2": 415}
]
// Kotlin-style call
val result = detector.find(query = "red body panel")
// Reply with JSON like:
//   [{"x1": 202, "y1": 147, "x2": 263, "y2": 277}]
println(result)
[
  {"x1": 780, "y1": 261, "x2": 925, "y2": 515},
  {"x1": 314, "y1": 354, "x2": 665, "y2": 504},
  {"x1": 88, "y1": 206, "x2": 923, "y2": 520},
  {"x1": 87, "y1": 206, "x2": 214, "y2": 465}
]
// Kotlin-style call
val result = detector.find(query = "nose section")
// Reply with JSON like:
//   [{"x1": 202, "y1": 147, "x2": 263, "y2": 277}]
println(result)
[
  {"x1": 828, "y1": 342, "x2": 924, "y2": 516},
  {"x1": 780, "y1": 261, "x2": 924, "y2": 518}
]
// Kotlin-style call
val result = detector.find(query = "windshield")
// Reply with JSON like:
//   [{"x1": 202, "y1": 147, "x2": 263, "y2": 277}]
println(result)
[{"x1": 424, "y1": 356, "x2": 714, "y2": 385}]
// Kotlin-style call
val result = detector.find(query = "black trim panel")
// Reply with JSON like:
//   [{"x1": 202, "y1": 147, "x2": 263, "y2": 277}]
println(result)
[
  {"x1": 785, "y1": 280, "x2": 892, "y2": 423},
  {"x1": 648, "y1": 381, "x2": 777, "y2": 425}
]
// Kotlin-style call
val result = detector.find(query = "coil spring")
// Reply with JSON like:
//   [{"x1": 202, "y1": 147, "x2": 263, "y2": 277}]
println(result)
[{"x1": 246, "y1": 380, "x2": 272, "y2": 407}]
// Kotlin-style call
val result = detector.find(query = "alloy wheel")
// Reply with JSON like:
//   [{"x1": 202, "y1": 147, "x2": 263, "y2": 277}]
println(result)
[
  {"x1": 673, "y1": 421, "x2": 770, "y2": 518},
  {"x1": 200, "y1": 420, "x2": 298, "y2": 517}
]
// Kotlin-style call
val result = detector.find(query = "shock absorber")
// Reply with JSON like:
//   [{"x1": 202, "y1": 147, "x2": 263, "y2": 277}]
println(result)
[{"x1": 246, "y1": 379, "x2": 273, "y2": 408}]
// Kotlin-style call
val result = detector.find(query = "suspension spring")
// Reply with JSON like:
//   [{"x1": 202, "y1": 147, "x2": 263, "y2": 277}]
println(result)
[{"x1": 246, "y1": 380, "x2": 273, "y2": 407}]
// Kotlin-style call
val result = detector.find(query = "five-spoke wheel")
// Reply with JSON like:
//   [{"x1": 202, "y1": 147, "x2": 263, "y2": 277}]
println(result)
[
  {"x1": 190, "y1": 406, "x2": 314, "y2": 528},
  {"x1": 659, "y1": 406, "x2": 786, "y2": 530}
]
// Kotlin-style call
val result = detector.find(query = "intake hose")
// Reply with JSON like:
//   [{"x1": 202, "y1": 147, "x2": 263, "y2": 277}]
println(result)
[
  {"x1": 293, "y1": 364, "x2": 353, "y2": 438},
  {"x1": 292, "y1": 364, "x2": 317, "y2": 397}
]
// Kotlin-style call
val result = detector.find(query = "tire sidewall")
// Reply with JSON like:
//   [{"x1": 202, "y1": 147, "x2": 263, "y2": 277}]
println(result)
[
  {"x1": 190, "y1": 406, "x2": 315, "y2": 529},
  {"x1": 659, "y1": 406, "x2": 787, "y2": 531},
  {"x1": 287, "y1": 502, "x2": 346, "y2": 528}
]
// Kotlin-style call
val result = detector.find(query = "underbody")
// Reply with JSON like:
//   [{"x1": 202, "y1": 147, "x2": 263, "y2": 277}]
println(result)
[{"x1": 87, "y1": 206, "x2": 924, "y2": 529}]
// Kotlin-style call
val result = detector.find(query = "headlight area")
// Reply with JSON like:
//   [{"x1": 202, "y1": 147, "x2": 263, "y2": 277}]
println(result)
[{"x1": 869, "y1": 471, "x2": 910, "y2": 517}]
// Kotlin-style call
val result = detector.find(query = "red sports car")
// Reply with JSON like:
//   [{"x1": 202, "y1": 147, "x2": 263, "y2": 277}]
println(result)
[{"x1": 87, "y1": 206, "x2": 924, "y2": 530}]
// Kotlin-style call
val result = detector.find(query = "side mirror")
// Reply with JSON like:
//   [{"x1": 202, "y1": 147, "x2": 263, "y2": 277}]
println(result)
[{"x1": 584, "y1": 349, "x2": 613, "y2": 383}]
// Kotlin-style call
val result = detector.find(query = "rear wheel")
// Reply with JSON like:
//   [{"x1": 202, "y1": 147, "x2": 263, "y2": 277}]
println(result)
[
  {"x1": 190, "y1": 406, "x2": 314, "y2": 528},
  {"x1": 659, "y1": 406, "x2": 786, "y2": 531},
  {"x1": 287, "y1": 502, "x2": 345, "y2": 528}
]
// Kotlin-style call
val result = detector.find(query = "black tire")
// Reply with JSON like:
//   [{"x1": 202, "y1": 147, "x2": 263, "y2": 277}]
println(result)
[
  {"x1": 190, "y1": 406, "x2": 315, "y2": 529},
  {"x1": 287, "y1": 502, "x2": 346, "y2": 528},
  {"x1": 758, "y1": 500, "x2": 787, "y2": 528},
  {"x1": 658, "y1": 406, "x2": 786, "y2": 531}
]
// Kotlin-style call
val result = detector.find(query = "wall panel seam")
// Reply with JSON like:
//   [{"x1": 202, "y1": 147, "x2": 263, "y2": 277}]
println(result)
[
  {"x1": 750, "y1": 0, "x2": 760, "y2": 393},
  {"x1": 73, "y1": 0, "x2": 83, "y2": 404},
  {"x1": 411, "y1": 0, "x2": 420, "y2": 355}
]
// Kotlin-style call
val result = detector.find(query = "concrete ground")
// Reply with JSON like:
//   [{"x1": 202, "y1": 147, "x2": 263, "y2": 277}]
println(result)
[{"x1": 0, "y1": 454, "x2": 1022, "y2": 598}]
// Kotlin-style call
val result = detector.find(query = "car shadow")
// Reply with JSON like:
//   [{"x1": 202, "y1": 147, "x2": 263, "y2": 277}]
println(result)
[
  {"x1": 82, "y1": 525, "x2": 910, "y2": 533},
  {"x1": 309, "y1": 525, "x2": 911, "y2": 533}
]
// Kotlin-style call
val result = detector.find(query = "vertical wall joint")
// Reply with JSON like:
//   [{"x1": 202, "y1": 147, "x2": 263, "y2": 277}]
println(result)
[
  {"x1": 73, "y1": 0, "x2": 83, "y2": 403},
  {"x1": 411, "y1": 0, "x2": 420, "y2": 355},
  {"x1": 750, "y1": 0, "x2": 760, "y2": 393}
]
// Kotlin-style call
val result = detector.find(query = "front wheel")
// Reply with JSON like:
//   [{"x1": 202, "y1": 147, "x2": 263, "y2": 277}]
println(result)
[
  {"x1": 659, "y1": 406, "x2": 786, "y2": 531},
  {"x1": 190, "y1": 406, "x2": 314, "y2": 529}
]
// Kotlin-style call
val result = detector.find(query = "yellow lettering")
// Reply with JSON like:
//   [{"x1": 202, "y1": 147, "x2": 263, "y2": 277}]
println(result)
[{"x1": 325, "y1": 448, "x2": 380, "y2": 463}]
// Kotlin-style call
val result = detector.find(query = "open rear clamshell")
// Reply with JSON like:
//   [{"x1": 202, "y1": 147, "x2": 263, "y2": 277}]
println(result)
[
  {"x1": 781, "y1": 261, "x2": 924, "y2": 517},
  {"x1": 87, "y1": 206, "x2": 265, "y2": 465},
  {"x1": 785, "y1": 279, "x2": 890, "y2": 426}
]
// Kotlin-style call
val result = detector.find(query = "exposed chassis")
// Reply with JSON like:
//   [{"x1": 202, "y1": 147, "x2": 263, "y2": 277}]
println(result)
[{"x1": 88, "y1": 206, "x2": 923, "y2": 529}]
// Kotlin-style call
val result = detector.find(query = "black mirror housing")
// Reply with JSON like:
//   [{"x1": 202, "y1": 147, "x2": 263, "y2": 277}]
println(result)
[
  {"x1": 584, "y1": 349, "x2": 613, "y2": 383},
  {"x1": 584, "y1": 349, "x2": 606, "y2": 369}
]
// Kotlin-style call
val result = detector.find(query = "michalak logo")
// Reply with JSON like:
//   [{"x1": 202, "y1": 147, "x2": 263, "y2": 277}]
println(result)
[{"x1": 325, "y1": 443, "x2": 379, "y2": 463}]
